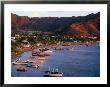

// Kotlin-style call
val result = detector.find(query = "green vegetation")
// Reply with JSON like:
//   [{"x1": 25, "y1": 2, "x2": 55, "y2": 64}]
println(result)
[{"x1": 11, "y1": 31, "x2": 99, "y2": 52}]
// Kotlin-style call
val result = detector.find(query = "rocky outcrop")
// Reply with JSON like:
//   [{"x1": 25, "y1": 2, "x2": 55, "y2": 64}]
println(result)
[
  {"x1": 11, "y1": 13, "x2": 29, "y2": 30},
  {"x1": 67, "y1": 19, "x2": 100, "y2": 37}
]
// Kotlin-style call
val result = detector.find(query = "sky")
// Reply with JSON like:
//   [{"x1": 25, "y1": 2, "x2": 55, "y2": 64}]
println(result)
[{"x1": 12, "y1": 11, "x2": 98, "y2": 17}]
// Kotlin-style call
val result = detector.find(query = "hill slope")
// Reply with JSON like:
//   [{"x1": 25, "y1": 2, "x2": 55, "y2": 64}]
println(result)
[{"x1": 11, "y1": 12, "x2": 100, "y2": 37}]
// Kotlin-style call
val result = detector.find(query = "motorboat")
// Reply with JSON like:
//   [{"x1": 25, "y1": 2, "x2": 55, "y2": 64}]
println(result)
[
  {"x1": 12, "y1": 62, "x2": 28, "y2": 65},
  {"x1": 39, "y1": 48, "x2": 49, "y2": 52},
  {"x1": 43, "y1": 50, "x2": 53, "y2": 54},
  {"x1": 26, "y1": 64, "x2": 39, "y2": 68},
  {"x1": 12, "y1": 60, "x2": 33, "y2": 65},
  {"x1": 47, "y1": 71, "x2": 63, "y2": 77},
  {"x1": 37, "y1": 57, "x2": 45, "y2": 60},
  {"x1": 68, "y1": 48, "x2": 75, "y2": 51},
  {"x1": 16, "y1": 68, "x2": 27, "y2": 72},
  {"x1": 55, "y1": 48, "x2": 64, "y2": 50},
  {"x1": 32, "y1": 50, "x2": 51, "y2": 57},
  {"x1": 32, "y1": 52, "x2": 40, "y2": 56},
  {"x1": 36, "y1": 53, "x2": 50, "y2": 57}
]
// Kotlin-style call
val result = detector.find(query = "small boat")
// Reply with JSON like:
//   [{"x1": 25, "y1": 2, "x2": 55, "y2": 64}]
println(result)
[
  {"x1": 37, "y1": 57, "x2": 45, "y2": 60},
  {"x1": 55, "y1": 48, "x2": 64, "y2": 50},
  {"x1": 47, "y1": 72, "x2": 63, "y2": 77},
  {"x1": 39, "y1": 48, "x2": 49, "y2": 52},
  {"x1": 62, "y1": 44, "x2": 71, "y2": 46},
  {"x1": 32, "y1": 52, "x2": 40, "y2": 56},
  {"x1": 15, "y1": 60, "x2": 29, "y2": 63},
  {"x1": 32, "y1": 50, "x2": 51, "y2": 57},
  {"x1": 36, "y1": 53, "x2": 50, "y2": 57},
  {"x1": 12, "y1": 60, "x2": 33, "y2": 65},
  {"x1": 26, "y1": 64, "x2": 39, "y2": 68},
  {"x1": 44, "y1": 67, "x2": 63, "y2": 77},
  {"x1": 12, "y1": 62, "x2": 28, "y2": 65},
  {"x1": 16, "y1": 68, "x2": 27, "y2": 72},
  {"x1": 32, "y1": 49, "x2": 40, "y2": 56},
  {"x1": 68, "y1": 48, "x2": 75, "y2": 51},
  {"x1": 39, "y1": 48, "x2": 53, "y2": 54},
  {"x1": 43, "y1": 50, "x2": 53, "y2": 54}
]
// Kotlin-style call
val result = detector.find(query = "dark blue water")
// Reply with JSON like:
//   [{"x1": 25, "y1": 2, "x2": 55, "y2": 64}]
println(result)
[{"x1": 11, "y1": 43, "x2": 100, "y2": 77}]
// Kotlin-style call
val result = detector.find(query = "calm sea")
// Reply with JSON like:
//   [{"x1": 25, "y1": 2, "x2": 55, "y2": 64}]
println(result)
[{"x1": 11, "y1": 43, "x2": 100, "y2": 77}]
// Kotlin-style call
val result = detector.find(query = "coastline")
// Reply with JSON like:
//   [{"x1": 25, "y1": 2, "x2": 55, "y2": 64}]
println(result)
[{"x1": 11, "y1": 41, "x2": 99, "y2": 58}]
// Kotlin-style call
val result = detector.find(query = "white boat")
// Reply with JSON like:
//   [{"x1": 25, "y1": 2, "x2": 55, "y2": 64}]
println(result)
[
  {"x1": 12, "y1": 60, "x2": 33, "y2": 65},
  {"x1": 43, "y1": 50, "x2": 53, "y2": 54},
  {"x1": 44, "y1": 67, "x2": 63, "y2": 77},
  {"x1": 69, "y1": 48, "x2": 75, "y2": 51},
  {"x1": 66, "y1": 48, "x2": 75, "y2": 51},
  {"x1": 48, "y1": 72, "x2": 63, "y2": 77},
  {"x1": 37, "y1": 57, "x2": 45, "y2": 60},
  {"x1": 26, "y1": 64, "x2": 39, "y2": 68},
  {"x1": 12, "y1": 62, "x2": 28, "y2": 65}
]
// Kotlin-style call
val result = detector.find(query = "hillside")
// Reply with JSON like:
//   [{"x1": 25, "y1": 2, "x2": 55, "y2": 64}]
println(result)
[{"x1": 11, "y1": 12, "x2": 100, "y2": 37}]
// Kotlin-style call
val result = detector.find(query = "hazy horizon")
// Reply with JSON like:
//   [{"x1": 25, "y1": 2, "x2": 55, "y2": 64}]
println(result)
[{"x1": 12, "y1": 11, "x2": 99, "y2": 17}]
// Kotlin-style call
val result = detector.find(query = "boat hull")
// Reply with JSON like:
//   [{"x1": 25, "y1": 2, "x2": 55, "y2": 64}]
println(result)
[
  {"x1": 16, "y1": 68, "x2": 27, "y2": 72},
  {"x1": 48, "y1": 73, "x2": 63, "y2": 77}
]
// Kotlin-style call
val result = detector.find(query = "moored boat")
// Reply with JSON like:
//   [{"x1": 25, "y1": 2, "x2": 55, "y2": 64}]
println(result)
[
  {"x1": 32, "y1": 50, "x2": 51, "y2": 57},
  {"x1": 44, "y1": 67, "x2": 63, "y2": 77},
  {"x1": 16, "y1": 68, "x2": 27, "y2": 72},
  {"x1": 68, "y1": 48, "x2": 75, "y2": 51},
  {"x1": 43, "y1": 50, "x2": 53, "y2": 54},
  {"x1": 32, "y1": 52, "x2": 40, "y2": 56},
  {"x1": 12, "y1": 60, "x2": 34, "y2": 65},
  {"x1": 36, "y1": 53, "x2": 50, "y2": 57},
  {"x1": 55, "y1": 48, "x2": 64, "y2": 50},
  {"x1": 47, "y1": 72, "x2": 63, "y2": 77},
  {"x1": 62, "y1": 44, "x2": 71, "y2": 46},
  {"x1": 37, "y1": 57, "x2": 45, "y2": 60},
  {"x1": 26, "y1": 64, "x2": 39, "y2": 68},
  {"x1": 12, "y1": 62, "x2": 28, "y2": 65},
  {"x1": 39, "y1": 48, "x2": 49, "y2": 52}
]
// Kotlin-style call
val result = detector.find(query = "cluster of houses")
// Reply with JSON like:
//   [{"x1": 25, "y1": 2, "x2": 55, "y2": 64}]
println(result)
[{"x1": 11, "y1": 34, "x2": 42, "y2": 48}]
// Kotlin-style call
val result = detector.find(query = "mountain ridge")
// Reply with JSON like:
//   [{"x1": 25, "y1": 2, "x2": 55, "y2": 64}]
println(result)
[{"x1": 11, "y1": 12, "x2": 100, "y2": 37}]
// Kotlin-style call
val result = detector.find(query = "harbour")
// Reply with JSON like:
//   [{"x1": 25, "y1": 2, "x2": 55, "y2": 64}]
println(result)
[{"x1": 11, "y1": 43, "x2": 100, "y2": 77}]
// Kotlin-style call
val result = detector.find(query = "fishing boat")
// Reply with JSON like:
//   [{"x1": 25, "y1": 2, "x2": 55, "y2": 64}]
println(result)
[
  {"x1": 39, "y1": 48, "x2": 53, "y2": 54},
  {"x1": 47, "y1": 72, "x2": 63, "y2": 77},
  {"x1": 62, "y1": 44, "x2": 71, "y2": 46},
  {"x1": 12, "y1": 60, "x2": 33, "y2": 65},
  {"x1": 55, "y1": 48, "x2": 64, "y2": 50},
  {"x1": 32, "y1": 52, "x2": 40, "y2": 56},
  {"x1": 12, "y1": 62, "x2": 28, "y2": 65},
  {"x1": 32, "y1": 50, "x2": 51, "y2": 57},
  {"x1": 37, "y1": 57, "x2": 45, "y2": 60},
  {"x1": 16, "y1": 68, "x2": 27, "y2": 72},
  {"x1": 32, "y1": 49, "x2": 40, "y2": 56},
  {"x1": 26, "y1": 64, "x2": 39, "y2": 68},
  {"x1": 68, "y1": 48, "x2": 75, "y2": 51},
  {"x1": 44, "y1": 67, "x2": 63, "y2": 77},
  {"x1": 36, "y1": 53, "x2": 50, "y2": 57},
  {"x1": 39, "y1": 48, "x2": 49, "y2": 52},
  {"x1": 16, "y1": 60, "x2": 33, "y2": 63},
  {"x1": 43, "y1": 50, "x2": 53, "y2": 54}
]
